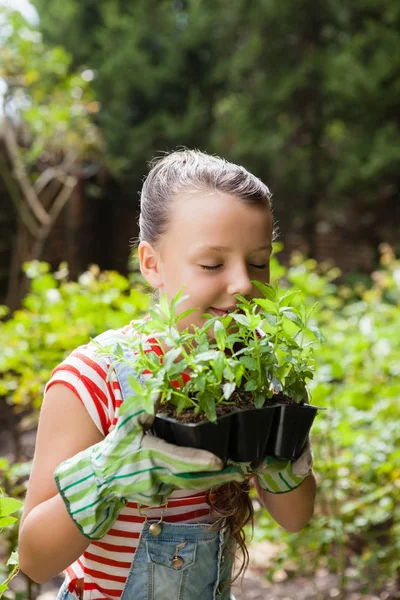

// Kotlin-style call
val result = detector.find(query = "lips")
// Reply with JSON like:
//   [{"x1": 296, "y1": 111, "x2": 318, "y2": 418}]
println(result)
[{"x1": 209, "y1": 307, "x2": 237, "y2": 316}]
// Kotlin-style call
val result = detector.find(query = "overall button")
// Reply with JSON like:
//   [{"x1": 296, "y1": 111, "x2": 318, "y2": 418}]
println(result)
[
  {"x1": 149, "y1": 522, "x2": 162, "y2": 536},
  {"x1": 216, "y1": 581, "x2": 227, "y2": 595},
  {"x1": 171, "y1": 556, "x2": 184, "y2": 568}
]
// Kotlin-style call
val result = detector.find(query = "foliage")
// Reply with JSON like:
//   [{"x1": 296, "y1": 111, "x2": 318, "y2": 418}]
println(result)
[
  {"x1": 0, "y1": 486, "x2": 23, "y2": 598},
  {"x1": 251, "y1": 244, "x2": 400, "y2": 593},
  {"x1": 100, "y1": 283, "x2": 322, "y2": 423},
  {"x1": 0, "y1": 5, "x2": 102, "y2": 166},
  {"x1": 30, "y1": 0, "x2": 400, "y2": 250},
  {"x1": 0, "y1": 247, "x2": 399, "y2": 594},
  {"x1": 0, "y1": 261, "x2": 150, "y2": 421},
  {"x1": 29, "y1": 0, "x2": 226, "y2": 179}
]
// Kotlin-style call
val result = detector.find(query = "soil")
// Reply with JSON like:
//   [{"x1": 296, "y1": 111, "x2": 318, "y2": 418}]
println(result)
[{"x1": 157, "y1": 389, "x2": 299, "y2": 424}]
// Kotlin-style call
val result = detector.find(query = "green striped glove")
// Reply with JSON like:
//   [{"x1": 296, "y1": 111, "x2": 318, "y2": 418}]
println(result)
[
  {"x1": 54, "y1": 397, "x2": 247, "y2": 540},
  {"x1": 251, "y1": 442, "x2": 314, "y2": 494}
]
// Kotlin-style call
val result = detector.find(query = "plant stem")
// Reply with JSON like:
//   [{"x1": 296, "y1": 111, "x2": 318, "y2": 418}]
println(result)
[
  {"x1": 175, "y1": 340, "x2": 198, "y2": 372},
  {"x1": 253, "y1": 329, "x2": 262, "y2": 387},
  {"x1": 170, "y1": 390, "x2": 197, "y2": 407}
]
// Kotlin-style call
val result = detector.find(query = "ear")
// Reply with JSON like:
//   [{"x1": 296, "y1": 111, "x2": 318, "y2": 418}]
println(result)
[{"x1": 138, "y1": 241, "x2": 162, "y2": 288}]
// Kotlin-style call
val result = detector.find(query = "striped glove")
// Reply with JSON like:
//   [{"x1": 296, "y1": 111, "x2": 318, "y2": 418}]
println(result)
[
  {"x1": 54, "y1": 396, "x2": 247, "y2": 540},
  {"x1": 251, "y1": 442, "x2": 314, "y2": 494}
]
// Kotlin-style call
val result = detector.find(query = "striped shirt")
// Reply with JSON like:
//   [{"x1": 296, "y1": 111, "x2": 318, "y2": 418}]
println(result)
[{"x1": 46, "y1": 321, "x2": 218, "y2": 600}]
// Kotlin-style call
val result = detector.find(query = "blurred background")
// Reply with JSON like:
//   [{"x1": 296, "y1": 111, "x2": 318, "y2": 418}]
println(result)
[{"x1": 0, "y1": 1, "x2": 399, "y2": 599}]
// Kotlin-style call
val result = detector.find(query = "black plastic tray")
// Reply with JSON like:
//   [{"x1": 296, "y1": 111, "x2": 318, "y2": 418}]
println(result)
[{"x1": 152, "y1": 403, "x2": 322, "y2": 463}]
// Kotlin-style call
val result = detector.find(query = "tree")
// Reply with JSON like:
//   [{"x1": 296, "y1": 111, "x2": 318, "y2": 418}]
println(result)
[
  {"x1": 0, "y1": 6, "x2": 103, "y2": 307},
  {"x1": 32, "y1": 0, "x2": 400, "y2": 258}
]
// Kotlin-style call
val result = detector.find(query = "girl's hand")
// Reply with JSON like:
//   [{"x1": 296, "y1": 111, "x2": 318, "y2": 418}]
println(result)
[
  {"x1": 249, "y1": 441, "x2": 314, "y2": 494},
  {"x1": 54, "y1": 395, "x2": 247, "y2": 540}
]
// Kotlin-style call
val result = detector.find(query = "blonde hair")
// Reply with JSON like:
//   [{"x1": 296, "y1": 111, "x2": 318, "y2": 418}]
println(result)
[{"x1": 139, "y1": 148, "x2": 274, "y2": 245}]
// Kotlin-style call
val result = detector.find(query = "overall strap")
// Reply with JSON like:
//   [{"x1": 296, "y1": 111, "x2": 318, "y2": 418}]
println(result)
[{"x1": 112, "y1": 343, "x2": 146, "y2": 403}]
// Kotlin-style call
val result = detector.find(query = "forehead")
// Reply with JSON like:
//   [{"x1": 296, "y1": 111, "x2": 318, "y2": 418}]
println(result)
[{"x1": 161, "y1": 190, "x2": 273, "y2": 252}]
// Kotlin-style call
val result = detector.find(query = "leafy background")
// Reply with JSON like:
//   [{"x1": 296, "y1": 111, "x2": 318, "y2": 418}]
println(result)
[
  {"x1": 1, "y1": 0, "x2": 400, "y2": 597},
  {"x1": 1, "y1": 246, "x2": 399, "y2": 597}
]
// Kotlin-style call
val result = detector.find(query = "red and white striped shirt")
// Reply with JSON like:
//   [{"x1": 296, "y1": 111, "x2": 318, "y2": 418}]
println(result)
[{"x1": 46, "y1": 321, "x2": 217, "y2": 600}]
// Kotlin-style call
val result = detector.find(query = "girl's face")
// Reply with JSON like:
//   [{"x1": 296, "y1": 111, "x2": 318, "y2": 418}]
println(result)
[{"x1": 139, "y1": 190, "x2": 273, "y2": 332}]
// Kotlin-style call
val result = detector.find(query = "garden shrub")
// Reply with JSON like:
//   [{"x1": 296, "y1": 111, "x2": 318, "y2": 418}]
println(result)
[
  {"x1": 252, "y1": 245, "x2": 400, "y2": 593},
  {"x1": 1, "y1": 247, "x2": 399, "y2": 594}
]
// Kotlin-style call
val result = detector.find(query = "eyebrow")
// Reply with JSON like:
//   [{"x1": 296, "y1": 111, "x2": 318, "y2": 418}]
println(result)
[{"x1": 194, "y1": 244, "x2": 273, "y2": 253}]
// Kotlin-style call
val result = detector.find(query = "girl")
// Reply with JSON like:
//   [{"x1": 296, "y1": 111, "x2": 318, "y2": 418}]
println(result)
[{"x1": 18, "y1": 150, "x2": 316, "y2": 600}]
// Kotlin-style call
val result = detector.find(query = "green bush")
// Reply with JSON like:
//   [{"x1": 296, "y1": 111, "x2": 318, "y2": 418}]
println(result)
[
  {"x1": 0, "y1": 489, "x2": 22, "y2": 598},
  {"x1": 252, "y1": 245, "x2": 400, "y2": 593},
  {"x1": 0, "y1": 261, "x2": 150, "y2": 420},
  {"x1": 1, "y1": 248, "x2": 399, "y2": 595}
]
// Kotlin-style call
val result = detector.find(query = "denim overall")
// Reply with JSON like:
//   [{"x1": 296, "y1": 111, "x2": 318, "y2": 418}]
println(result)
[{"x1": 57, "y1": 343, "x2": 237, "y2": 600}]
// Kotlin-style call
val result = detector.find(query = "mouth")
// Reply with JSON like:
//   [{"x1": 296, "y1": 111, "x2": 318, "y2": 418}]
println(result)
[{"x1": 209, "y1": 307, "x2": 238, "y2": 317}]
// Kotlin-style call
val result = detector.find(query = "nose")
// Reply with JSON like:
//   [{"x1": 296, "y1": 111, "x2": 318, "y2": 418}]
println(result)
[{"x1": 226, "y1": 265, "x2": 253, "y2": 297}]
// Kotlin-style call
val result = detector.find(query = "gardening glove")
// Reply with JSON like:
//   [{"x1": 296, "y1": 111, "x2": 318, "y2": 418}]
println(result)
[
  {"x1": 250, "y1": 441, "x2": 314, "y2": 494},
  {"x1": 54, "y1": 395, "x2": 247, "y2": 540}
]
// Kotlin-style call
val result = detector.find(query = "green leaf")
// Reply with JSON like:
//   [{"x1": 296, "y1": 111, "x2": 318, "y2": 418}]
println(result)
[
  {"x1": 280, "y1": 308, "x2": 303, "y2": 328},
  {"x1": 307, "y1": 325, "x2": 325, "y2": 344},
  {"x1": 142, "y1": 392, "x2": 157, "y2": 415},
  {"x1": 226, "y1": 333, "x2": 242, "y2": 346},
  {"x1": 114, "y1": 344, "x2": 124, "y2": 359},
  {"x1": 254, "y1": 298, "x2": 277, "y2": 314},
  {"x1": 204, "y1": 403, "x2": 217, "y2": 423},
  {"x1": 239, "y1": 356, "x2": 258, "y2": 371},
  {"x1": 283, "y1": 354, "x2": 296, "y2": 365},
  {"x1": 0, "y1": 498, "x2": 23, "y2": 517},
  {"x1": 176, "y1": 396, "x2": 192, "y2": 413},
  {"x1": 7, "y1": 551, "x2": 19, "y2": 567},
  {"x1": 175, "y1": 307, "x2": 197, "y2": 323},
  {"x1": 231, "y1": 314, "x2": 250, "y2": 327},
  {"x1": 261, "y1": 313, "x2": 278, "y2": 327},
  {"x1": 128, "y1": 373, "x2": 146, "y2": 395},
  {"x1": 306, "y1": 301, "x2": 319, "y2": 321},
  {"x1": 254, "y1": 392, "x2": 266, "y2": 408},
  {"x1": 168, "y1": 327, "x2": 181, "y2": 343},
  {"x1": 196, "y1": 350, "x2": 219, "y2": 362},
  {"x1": 163, "y1": 347, "x2": 182, "y2": 371},
  {"x1": 213, "y1": 352, "x2": 225, "y2": 380},
  {"x1": 223, "y1": 382, "x2": 236, "y2": 400},
  {"x1": 235, "y1": 294, "x2": 250, "y2": 305},
  {"x1": 276, "y1": 363, "x2": 291, "y2": 380},
  {"x1": 195, "y1": 374, "x2": 206, "y2": 394},
  {"x1": 159, "y1": 293, "x2": 170, "y2": 319},
  {"x1": 253, "y1": 281, "x2": 277, "y2": 302},
  {"x1": 0, "y1": 516, "x2": 17, "y2": 527},
  {"x1": 214, "y1": 319, "x2": 226, "y2": 351},
  {"x1": 199, "y1": 391, "x2": 217, "y2": 423},
  {"x1": 245, "y1": 379, "x2": 258, "y2": 392},
  {"x1": 234, "y1": 363, "x2": 245, "y2": 388},
  {"x1": 170, "y1": 287, "x2": 187, "y2": 311},
  {"x1": 0, "y1": 458, "x2": 9, "y2": 470},
  {"x1": 279, "y1": 290, "x2": 302, "y2": 305}
]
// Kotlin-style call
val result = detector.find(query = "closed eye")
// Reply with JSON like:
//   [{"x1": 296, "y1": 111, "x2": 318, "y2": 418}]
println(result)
[
  {"x1": 200, "y1": 263, "x2": 268, "y2": 271},
  {"x1": 200, "y1": 264, "x2": 222, "y2": 271}
]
